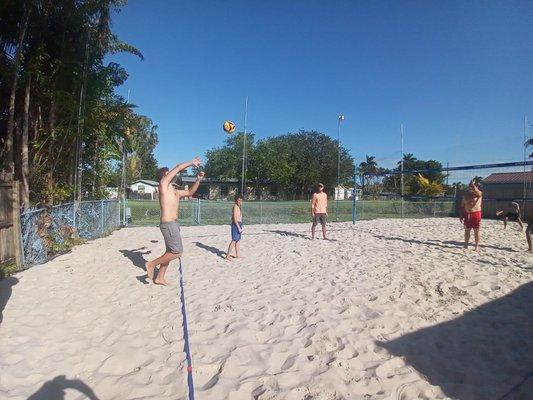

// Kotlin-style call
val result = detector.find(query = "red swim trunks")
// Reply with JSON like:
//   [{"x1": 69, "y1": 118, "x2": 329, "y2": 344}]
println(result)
[{"x1": 464, "y1": 211, "x2": 482, "y2": 229}]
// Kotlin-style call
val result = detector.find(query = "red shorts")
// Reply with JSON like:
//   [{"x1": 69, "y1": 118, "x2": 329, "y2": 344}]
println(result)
[{"x1": 464, "y1": 211, "x2": 482, "y2": 229}]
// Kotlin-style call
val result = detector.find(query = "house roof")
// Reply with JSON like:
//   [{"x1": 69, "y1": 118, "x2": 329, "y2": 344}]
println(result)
[
  {"x1": 131, "y1": 179, "x2": 159, "y2": 186},
  {"x1": 482, "y1": 171, "x2": 533, "y2": 184}
]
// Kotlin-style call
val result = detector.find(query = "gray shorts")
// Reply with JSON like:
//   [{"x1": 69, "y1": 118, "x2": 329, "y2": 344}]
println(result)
[
  {"x1": 313, "y1": 213, "x2": 327, "y2": 226},
  {"x1": 160, "y1": 220, "x2": 183, "y2": 254}
]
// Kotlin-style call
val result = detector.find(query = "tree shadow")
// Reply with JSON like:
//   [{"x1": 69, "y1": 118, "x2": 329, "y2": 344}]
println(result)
[
  {"x1": 442, "y1": 240, "x2": 516, "y2": 252},
  {"x1": 194, "y1": 242, "x2": 225, "y2": 258},
  {"x1": 0, "y1": 276, "x2": 18, "y2": 325},
  {"x1": 27, "y1": 375, "x2": 100, "y2": 400},
  {"x1": 372, "y1": 234, "x2": 517, "y2": 252},
  {"x1": 119, "y1": 247, "x2": 152, "y2": 284},
  {"x1": 268, "y1": 230, "x2": 309, "y2": 239},
  {"x1": 377, "y1": 282, "x2": 533, "y2": 400}
]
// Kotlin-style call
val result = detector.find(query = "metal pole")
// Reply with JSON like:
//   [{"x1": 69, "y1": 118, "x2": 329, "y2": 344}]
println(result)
[
  {"x1": 401, "y1": 123, "x2": 404, "y2": 218},
  {"x1": 101, "y1": 200, "x2": 104, "y2": 234},
  {"x1": 241, "y1": 96, "x2": 248, "y2": 196},
  {"x1": 352, "y1": 166, "x2": 357, "y2": 224},
  {"x1": 524, "y1": 115, "x2": 527, "y2": 212},
  {"x1": 336, "y1": 115, "x2": 344, "y2": 221}
]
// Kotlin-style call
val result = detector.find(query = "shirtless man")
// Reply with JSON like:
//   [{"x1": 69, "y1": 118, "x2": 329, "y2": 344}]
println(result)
[
  {"x1": 460, "y1": 179, "x2": 483, "y2": 251},
  {"x1": 496, "y1": 201, "x2": 524, "y2": 230},
  {"x1": 311, "y1": 183, "x2": 328, "y2": 240},
  {"x1": 145, "y1": 157, "x2": 204, "y2": 285}
]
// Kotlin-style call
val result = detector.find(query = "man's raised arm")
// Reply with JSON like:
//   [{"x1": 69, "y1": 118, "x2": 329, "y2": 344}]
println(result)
[
  {"x1": 470, "y1": 180, "x2": 482, "y2": 197},
  {"x1": 161, "y1": 157, "x2": 201, "y2": 186},
  {"x1": 178, "y1": 171, "x2": 205, "y2": 198}
]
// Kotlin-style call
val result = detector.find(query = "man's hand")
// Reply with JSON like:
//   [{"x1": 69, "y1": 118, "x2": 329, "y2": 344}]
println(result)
[
  {"x1": 197, "y1": 171, "x2": 205, "y2": 180},
  {"x1": 191, "y1": 157, "x2": 201, "y2": 167}
]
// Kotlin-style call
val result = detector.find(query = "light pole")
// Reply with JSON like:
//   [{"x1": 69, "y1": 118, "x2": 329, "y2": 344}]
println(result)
[
  {"x1": 241, "y1": 96, "x2": 248, "y2": 196},
  {"x1": 400, "y1": 123, "x2": 404, "y2": 218},
  {"x1": 336, "y1": 115, "x2": 345, "y2": 221}
]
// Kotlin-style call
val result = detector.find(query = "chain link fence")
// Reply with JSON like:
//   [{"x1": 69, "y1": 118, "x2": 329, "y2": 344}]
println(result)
[{"x1": 21, "y1": 200, "x2": 120, "y2": 266}]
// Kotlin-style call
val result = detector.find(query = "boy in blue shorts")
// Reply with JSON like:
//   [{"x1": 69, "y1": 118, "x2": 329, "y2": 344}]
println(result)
[{"x1": 225, "y1": 195, "x2": 243, "y2": 261}]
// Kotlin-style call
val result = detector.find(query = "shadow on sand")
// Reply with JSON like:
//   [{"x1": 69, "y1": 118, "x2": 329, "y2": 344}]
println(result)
[
  {"x1": 268, "y1": 230, "x2": 309, "y2": 239},
  {"x1": 27, "y1": 375, "x2": 100, "y2": 400},
  {"x1": 0, "y1": 276, "x2": 18, "y2": 325},
  {"x1": 194, "y1": 242, "x2": 225, "y2": 258},
  {"x1": 372, "y1": 234, "x2": 516, "y2": 252},
  {"x1": 119, "y1": 247, "x2": 152, "y2": 284},
  {"x1": 377, "y1": 282, "x2": 533, "y2": 400}
]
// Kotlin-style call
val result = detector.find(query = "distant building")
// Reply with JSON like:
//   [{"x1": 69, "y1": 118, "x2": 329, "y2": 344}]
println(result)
[
  {"x1": 481, "y1": 171, "x2": 533, "y2": 218},
  {"x1": 105, "y1": 187, "x2": 118, "y2": 199},
  {"x1": 335, "y1": 186, "x2": 362, "y2": 200},
  {"x1": 129, "y1": 180, "x2": 159, "y2": 200}
]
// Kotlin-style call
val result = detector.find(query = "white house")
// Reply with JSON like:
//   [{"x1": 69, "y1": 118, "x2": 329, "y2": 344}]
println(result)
[
  {"x1": 129, "y1": 180, "x2": 159, "y2": 200},
  {"x1": 105, "y1": 187, "x2": 118, "y2": 199}
]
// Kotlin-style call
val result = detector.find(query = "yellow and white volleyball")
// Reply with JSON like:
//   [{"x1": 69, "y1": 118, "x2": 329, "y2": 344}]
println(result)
[{"x1": 223, "y1": 120, "x2": 236, "y2": 133}]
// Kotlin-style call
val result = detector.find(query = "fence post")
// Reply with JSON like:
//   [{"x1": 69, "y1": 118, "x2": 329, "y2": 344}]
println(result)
[
  {"x1": 101, "y1": 200, "x2": 104, "y2": 234},
  {"x1": 352, "y1": 171, "x2": 357, "y2": 224},
  {"x1": 196, "y1": 198, "x2": 201, "y2": 225},
  {"x1": 433, "y1": 200, "x2": 436, "y2": 217},
  {"x1": 260, "y1": 201, "x2": 263, "y2": 224},
  {"x1": 12, "y1": 181, "x2": 23, "y2": 268}
]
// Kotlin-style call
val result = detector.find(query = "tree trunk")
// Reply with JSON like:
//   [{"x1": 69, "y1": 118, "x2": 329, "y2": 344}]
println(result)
[
  {"x1": 21, "y1": 74, "x2": 31, "y2": 210},
  {"x1": 5, "y1": 7, "x2": 31, "y2": 174}
]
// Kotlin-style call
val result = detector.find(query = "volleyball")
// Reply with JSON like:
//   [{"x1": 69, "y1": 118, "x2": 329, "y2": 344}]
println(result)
[{"x1": 223, "y1": 120, "x2": 236, "y2": 133}]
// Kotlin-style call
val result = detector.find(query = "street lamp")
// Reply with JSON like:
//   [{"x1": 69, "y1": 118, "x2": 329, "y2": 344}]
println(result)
[{"x1": 336, "y1": 115, "x2": 345, "y2": 221}]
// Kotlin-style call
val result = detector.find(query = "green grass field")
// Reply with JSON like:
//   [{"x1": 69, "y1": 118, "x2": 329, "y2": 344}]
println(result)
[{"x1": 125, "y1": 200, "x2": 456, "y2": 226}]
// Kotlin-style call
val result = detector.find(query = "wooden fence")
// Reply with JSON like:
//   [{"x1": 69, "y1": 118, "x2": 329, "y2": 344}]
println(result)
[{"x1": 0, "y1": 173, "x2": 22, "y2": 269}]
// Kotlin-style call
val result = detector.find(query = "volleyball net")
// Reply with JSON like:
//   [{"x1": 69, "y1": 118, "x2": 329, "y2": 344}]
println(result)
[{"x1": 124, "y1": 160, "x2": 533, "y2": 226}]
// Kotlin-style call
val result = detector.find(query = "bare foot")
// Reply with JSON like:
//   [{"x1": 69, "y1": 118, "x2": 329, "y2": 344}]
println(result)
[
  {"x1": 154, "y1": 278, "x2": 171, "y2": 286},
  {"x1": 225, "y1": 255, "x2": 233, "y2": 262},
  {"x1": 235, "y1": 256, "x2": 245, "y2": 261},
  {"x1": 474, "y1": 246, "x2": 480, "y2": 252},
  {"x1": 145, "y1": 261, "x2": 155, "y2": 281}
]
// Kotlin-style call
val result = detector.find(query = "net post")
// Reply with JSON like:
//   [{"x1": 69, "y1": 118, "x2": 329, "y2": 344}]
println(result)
[
  {"x1": 101, "y1": 199, "x2": 104, "y2": 234},
  {"x1": 352, "y1": 167, "x2": 357, "y2": 224}
]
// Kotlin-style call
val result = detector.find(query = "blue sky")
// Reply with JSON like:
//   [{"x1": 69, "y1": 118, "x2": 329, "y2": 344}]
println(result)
[{"x1": 108, "y1": 0, "x2": 533, "y2": 171}]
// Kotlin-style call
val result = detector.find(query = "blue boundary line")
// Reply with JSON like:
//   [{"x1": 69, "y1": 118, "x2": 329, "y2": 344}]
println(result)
[{"x1": 178, "y1": 258, "x2": 195, "y2": 400}]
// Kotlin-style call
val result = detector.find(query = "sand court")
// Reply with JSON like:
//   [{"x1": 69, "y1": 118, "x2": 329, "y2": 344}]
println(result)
[{"x1": 0, "y1": 218, "x2": 532, "y2": 399}]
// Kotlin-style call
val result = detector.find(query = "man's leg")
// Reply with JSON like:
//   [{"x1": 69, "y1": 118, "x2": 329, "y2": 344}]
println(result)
[
  {"x1": 518, "y1": 217, "x2": 524, "y2": 230},
  {"x1": 311, "y1": 221, "x2": 317, "y2": 239},
  {"x1": 226, "y1": 241, "x2": 235, "y2": 260},
  {"x1": 145, "y1": 251, "x2": 177, "y2": 279},
  {"x1": 473, "y1": 228, "x2": 480, "y2": 251},
  {"x1": 235, "y1": 241, "x2": 241, "y2": 259},
  {"x1": 464, "y1": 228, "x2": 471, "y2": 249},
  {"x1": 322, "y1": 222, "x2": 327, "y2": 240},
  {"x1": 146, "y1": 252, "x2": 179, "y2": 280},
  {"x1": 155, "y1": 261, "x2": 171, "y2": 285},
  {"x1": 503, "y1": 217, "x2": 508, "y2": 229},
  {"x1": 526, "y1": 229, "x2": 532, "y2": 252}
]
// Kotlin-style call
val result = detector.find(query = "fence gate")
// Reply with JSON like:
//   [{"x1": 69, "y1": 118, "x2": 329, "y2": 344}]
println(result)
[{"x1": 0, "y1": 173, "x2": 22, "y2": 269}]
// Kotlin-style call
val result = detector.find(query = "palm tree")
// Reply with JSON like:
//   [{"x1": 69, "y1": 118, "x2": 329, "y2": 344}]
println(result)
[
  {"x1": 416, "y1": 174, "x2": 444, "y2": 197},
  {"x1": 397, "y1": 153, "x2": 417, "y2": 170},
  {"x1": 526, "y1": 138, "x2": 533, "y2": 159},
  {"x1": 359, "y1": 155, "x2": 378, "y2": 174}
]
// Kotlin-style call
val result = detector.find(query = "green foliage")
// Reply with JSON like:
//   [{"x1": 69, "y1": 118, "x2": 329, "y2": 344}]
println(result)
[
  {"x1": 0, "y1": 0, "x2": 158, "y2": 206},
  {"x1": 203, "y1": 130, "x2": 354, "y2": 199},
  {"x1": 359, "y1": 153, "x2": 448, "y2": 198}
]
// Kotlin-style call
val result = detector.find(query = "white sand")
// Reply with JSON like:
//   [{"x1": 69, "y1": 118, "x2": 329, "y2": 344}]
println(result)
[{"x1": 0, "y1": 218, "x2": 531, "y2": 400}]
